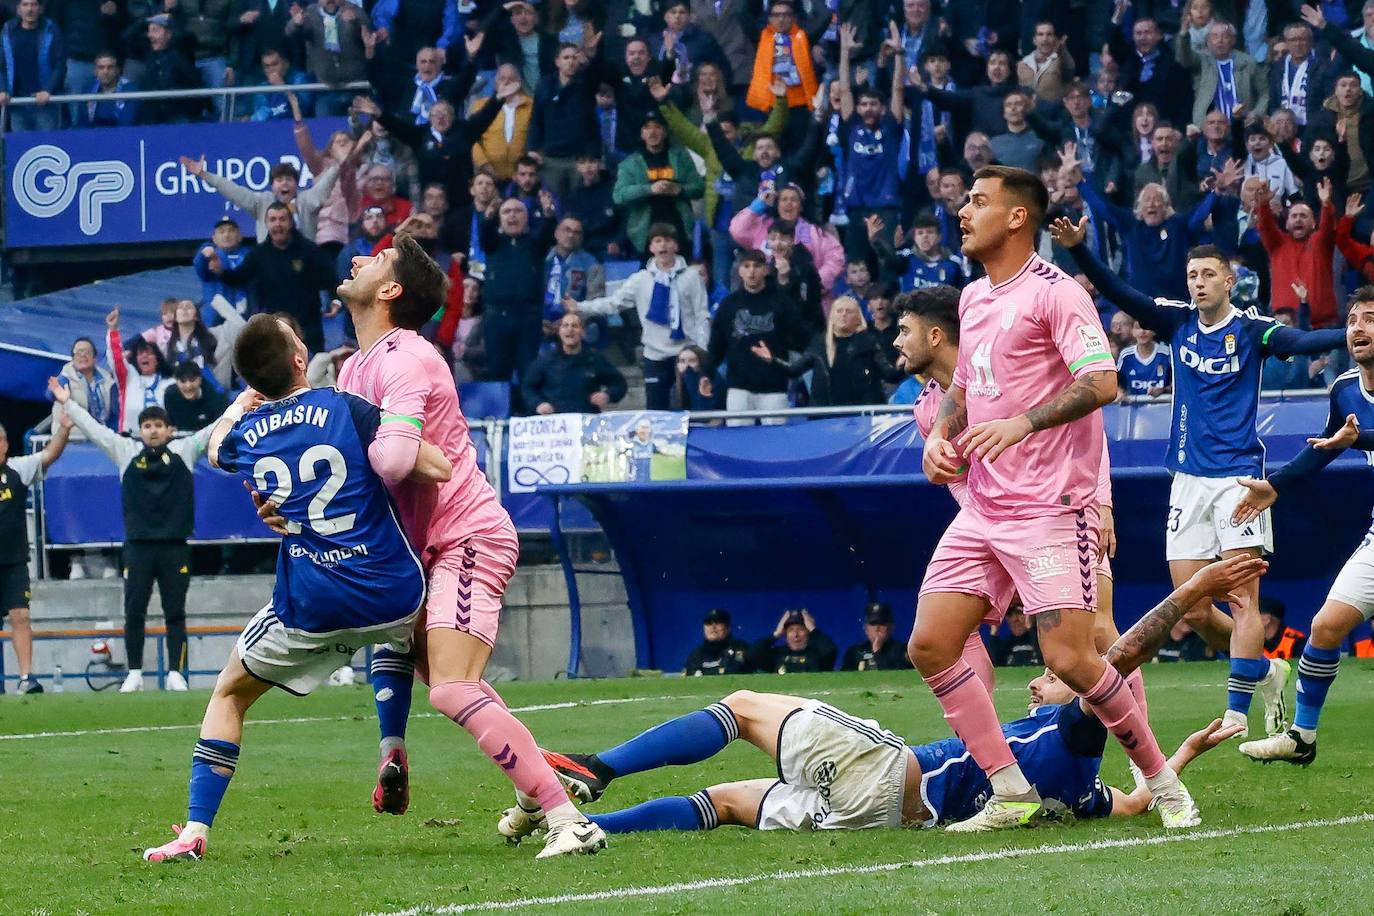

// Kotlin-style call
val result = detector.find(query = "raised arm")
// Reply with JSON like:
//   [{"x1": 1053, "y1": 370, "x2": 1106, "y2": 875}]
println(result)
[
  {"x1": 47, "y1": 377, "x2": 139, "y2": 471},
  {"x1": 1262, "y1": 323, "x2": 1347, "y2": 357},
  {"x1": 1050, "y1": 215, "x2": 1183, "y2": 336},
  {"x1": 837, "y1": 22, "x2": 856, "y2": 121}
]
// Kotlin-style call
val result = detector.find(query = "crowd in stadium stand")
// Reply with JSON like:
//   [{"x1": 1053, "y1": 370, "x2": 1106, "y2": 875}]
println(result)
[{"x1": 11, "y1": 0, "x2": 1374, "y2": 417}]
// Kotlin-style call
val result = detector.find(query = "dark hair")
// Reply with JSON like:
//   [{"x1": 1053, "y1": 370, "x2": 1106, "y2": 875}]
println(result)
[
  {"x1": 1153, "y1": 119, "x2": 1176, "y2": 134},
  {"x1": 269, "y1": 162, "x2": 300, "y2": 184},
  {"x1": 234, "y1": 314, "x2": 298, "y2": 398},
  {"x1": 271, "y1": 312, "x2": 306, "y2": 343},
  {"x1": 265, "y1": 200, "x2": 293, "y2": 218},
  {"x1": 173, "y1": 361, "x2": 203, "y2": 382},
  {"x1": 971, "y1": 165, "x2": 1049, "y2": 229},
  {"x1": 165, "y1": 312, "x2": 217, "y2": 370},
  {"x1": 647, "y1": 222, "x2": 680, "y2": 246},
  {"x1": 895, "y1": 285, "x2": 961, "y2": 343},
  {"x1": 1245, "y1": 123, "x2": 1272, "y2": 141},
  {"x1": 911, "y1": 211, "x2": 940, "y2": 230},
  {"x1": 389, "y1": 233, "x2": 450, "y2": 330},
  {"x1": 557, "y1": 41, "x2": 581, "y2": 55},
  {"x1": 94, "y1": 50, "x2": 120, "y2": 65},
  {"x1": 137, "y1": 406, "x2": 170, "y2": 426},
  {"x1": 855, "y1": 86, "x2": 884, "y2": 106},
  {"x1": 662, "y1": 0, "x2": 689, "y2": 12},
  {"x1": 738, "y1": 248, "x2": 767, "y2": 266},
  {"x1": 71, "y1": 335, "x2": 97, "y2": 356},
  {"x1": 1185, "y1": 244, "x2": 1232, "y2": 272},
  {"x1": 515, "y1": 154, "x2": 541, "y2": 171},
  {"x1": 1349, "y1": 285, "x2": 1374, "y2": 310},
  {"x1": 767, "y1": 219, "x2": 797, "y2": 238},
  {"x1": 127, "y1": 337, "x2": 172, "y2": 378},
  {"x1": 1063, "y1": 79, "x2": 1089, "y2": 98}
]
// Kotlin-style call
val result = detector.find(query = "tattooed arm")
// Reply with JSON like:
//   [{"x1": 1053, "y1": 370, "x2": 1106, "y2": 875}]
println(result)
[
  {"x1": 1025, "y1": 370, "x2": 1117, "y2": 432},
  {"x1": 960, "y1": 370, "x2": 1115, "y2": 463},
  {"x1": 1101, "y1": 554, "x2": 1269, "y2": 677},
  {"x1": 923, "y1": 384, "x2": 968, "y2": 484}
]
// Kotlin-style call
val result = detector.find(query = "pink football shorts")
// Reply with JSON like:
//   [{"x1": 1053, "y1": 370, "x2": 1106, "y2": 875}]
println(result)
[
  {"x1": 422, "y1": 530, "x2": 520, "y2": 647},
  {"x1": 921, "y1": 504, "x2": 1101, "y2": 616}
]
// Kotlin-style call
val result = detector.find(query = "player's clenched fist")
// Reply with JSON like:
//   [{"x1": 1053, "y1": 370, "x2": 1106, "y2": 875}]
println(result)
[{"x1": 922, "y1": 434, "x2": 962, "y2": 484}]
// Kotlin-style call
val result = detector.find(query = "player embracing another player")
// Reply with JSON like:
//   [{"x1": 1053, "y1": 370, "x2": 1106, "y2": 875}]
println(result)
[
  {"x1": 912, "y1": 166, "x2": 1196, "y2": 831},
  {"x1": 1051, "y1": 182, "x2": 1346, "y2": 739}
]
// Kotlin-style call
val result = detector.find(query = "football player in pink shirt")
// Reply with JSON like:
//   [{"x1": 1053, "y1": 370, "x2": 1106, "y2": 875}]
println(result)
[
  {"x1": 896, "y1": 284, "x2": 1148, "y2": 715},
  {"x1": 911, "y1": 167, "x2": 1197, "y2": 832},
  {"x1": 332, "y1": 235, "x2": 605, "y2": 858}
]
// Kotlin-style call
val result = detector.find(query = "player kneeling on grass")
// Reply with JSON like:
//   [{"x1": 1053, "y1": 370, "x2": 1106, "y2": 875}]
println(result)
[
  {"x1": 530, "y1": 556, "x2": 1264, "y2": 835},
  {"x1": 141, "y1": 314, "x2": 453, "y2": 862}
]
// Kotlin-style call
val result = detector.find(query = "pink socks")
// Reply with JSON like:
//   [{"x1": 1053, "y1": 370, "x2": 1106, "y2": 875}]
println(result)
[
  {"x1": 1125, "y1": 668, "x2": 1148, "y2": 721},
  {"x1": 1083, "y1": 665, "x2": 1166, "y2": 778},
  {"x1": 925, "y1": 659, "x2": 1016, "y2": 776},
  {"x1": 961, "y1": 629, "x2": 996, "y2": 699},
  {"x1": 429, "y1": 680, "x2": 570, "y2": 812}
]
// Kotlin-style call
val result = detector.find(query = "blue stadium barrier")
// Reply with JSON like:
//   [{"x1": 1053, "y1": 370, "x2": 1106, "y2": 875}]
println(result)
[
  {"x1": 459, "y1": 381, "x2": 513, "y2": 421},
  {"x1": 545, "y1": 461, "x2": 1374, "y2": 675}
]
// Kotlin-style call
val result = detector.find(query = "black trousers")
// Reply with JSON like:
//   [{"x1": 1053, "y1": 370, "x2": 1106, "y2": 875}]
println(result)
[
  {"x1": 642, "y1": 356, "x2": 677, "y2": 411},
  {"x1": 123, "y1": 540, "x2": 191, "y2": 672}
]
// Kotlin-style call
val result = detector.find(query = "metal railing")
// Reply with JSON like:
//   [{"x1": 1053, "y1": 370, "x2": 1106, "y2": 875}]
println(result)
[{"x1": 1, "y1": 79, "x2": 371, "y2": 128}]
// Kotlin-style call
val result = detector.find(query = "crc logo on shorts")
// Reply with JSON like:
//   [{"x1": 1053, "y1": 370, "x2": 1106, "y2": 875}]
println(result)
[
  {"x1": 1023, "y1": 546, "x2": 1067, "y2": 583},
  {"x1": 11, "y1": 145, "x2": 134, "y2": 236}
]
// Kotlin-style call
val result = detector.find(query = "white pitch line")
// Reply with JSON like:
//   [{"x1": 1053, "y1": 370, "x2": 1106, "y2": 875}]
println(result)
[
  {"x1": 365, "y1": 812, "x2": 1374, "y2": 916},
  {"x1": 0, "y1": 694, "x2": 680, "y2": 741}
]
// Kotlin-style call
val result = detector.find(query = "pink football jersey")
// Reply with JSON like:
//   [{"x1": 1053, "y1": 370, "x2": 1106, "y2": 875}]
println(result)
[
  {"x1": 913, "y1": 377, "x2": 969, "y2": 508},
  {"x1": 336, "y1": 328, "x2": 511, "y2": 556},
  {"x1": 950, "y1": 255, "x2": 1115, "y2": 520}
]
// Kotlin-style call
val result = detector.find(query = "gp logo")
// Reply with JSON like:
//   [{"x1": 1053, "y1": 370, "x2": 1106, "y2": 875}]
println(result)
[{"x1": 11, "y1": 144, "x2": 134, "y2": 236}]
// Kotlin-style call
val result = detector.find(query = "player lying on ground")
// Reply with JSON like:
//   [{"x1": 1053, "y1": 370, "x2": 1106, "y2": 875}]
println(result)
[
  {"x1": 895, "y1": 285, "x2": 1133, "y2": 698},
  {"x1": 1230, "y1": 287, "x2": 1374, "y2": 767},
  {"x1": 100, "y1": 315, "x2": 451, "y2": 862},
  {"x1": 1052, "y1": 193, "x2": 1344, "y2": 738},
  {"x1": 517, "y1": 556, "x2": 1264, "y2": 836}
]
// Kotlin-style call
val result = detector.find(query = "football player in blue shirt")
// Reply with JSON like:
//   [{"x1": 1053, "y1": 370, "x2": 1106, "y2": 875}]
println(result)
[
  {"x1": 528, "y1": 556, "x2": 1263, "y2": 836},
  {"x1": 1230, "y1": 288, "x2": 1374, "y2": 766},
  {"x1": 136, "y1": 314, "x2": 452, "y2": 863},
  {"x1": 1116, "y1": 324, "x2": 1172, "y2": 400},
  {"x1": 1052, "y1": 213, "x2": 1345, "y2": 739}
]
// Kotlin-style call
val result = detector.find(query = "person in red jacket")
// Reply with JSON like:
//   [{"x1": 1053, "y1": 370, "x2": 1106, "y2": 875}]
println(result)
[
  {"x1": 1336, "y1": 192, "x2": 1374, "y2": 285},
  {"x1": 1256, "y1": 178, "x2": 1338, "y2": 327}
]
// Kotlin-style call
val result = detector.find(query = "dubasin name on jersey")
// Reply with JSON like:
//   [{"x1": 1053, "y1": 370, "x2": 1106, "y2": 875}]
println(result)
[
  {"x1": 243, "y1": 404, "x2": 331, "y2": 447},
  {"x1": 1177, "y1": 344, "x2": 1241, "y2": 376}
]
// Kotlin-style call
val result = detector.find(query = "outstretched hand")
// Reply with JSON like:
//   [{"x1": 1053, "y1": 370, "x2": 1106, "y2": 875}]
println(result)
[
  {"x1": 1186, "y1": 553, "x2": 1269, "y2": 605},
  {"x1": 47, "y1": 376, "x2": 69, "y2": 404},
  {"x1": 1310, "y1": 413, "x2": 1361, "y2": 450},
  {"x1": 1231, "y1": 477, "x2": 1277, "y2": 525},
  {"x1": 1049, "y1": 215, "x2": 1088, "y2": 248},
  {"x1": 1183, "y1": 718, "x2": 1248, "y2": 754}
]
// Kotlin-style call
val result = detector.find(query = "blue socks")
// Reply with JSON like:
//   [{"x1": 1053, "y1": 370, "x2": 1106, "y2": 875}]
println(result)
[
  {"x1": 599, "y1": 702, "x2": 739, "y2": 777},
  {"x1": 188, "y1": 739, "x2": 239, "y2": 826},
  {"x1": 370, "y1": 647, "x2": 415, "y2": 742},
  {"x1": 1294, "y1": 645, "x2": 1341, "y2": 736},
  {"x1": 588, "y1": 791, "x2": 718, "y2": 833},
  {"x1": 1227, "y1": 656, "x2": 1271, "y2": 715}
]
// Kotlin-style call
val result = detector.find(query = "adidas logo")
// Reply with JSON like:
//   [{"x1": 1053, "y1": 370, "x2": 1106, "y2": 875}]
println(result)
[{"x1": 1187, "y1": 334, "x2": 1198, "y2": 344}]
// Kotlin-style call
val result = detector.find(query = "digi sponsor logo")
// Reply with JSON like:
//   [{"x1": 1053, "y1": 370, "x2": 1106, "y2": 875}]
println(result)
[
  {"x1": 1178, "y1": 345, "x2": 1240, "y2": 375},
  {"x1": 12, "y1": 144, "x2": 133, "y2": 235}
]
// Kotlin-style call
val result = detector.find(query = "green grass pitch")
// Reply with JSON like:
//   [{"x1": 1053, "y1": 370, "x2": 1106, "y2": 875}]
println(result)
[{"x1": 4, "y1": 662, "x2": 1374, "y2": 914}]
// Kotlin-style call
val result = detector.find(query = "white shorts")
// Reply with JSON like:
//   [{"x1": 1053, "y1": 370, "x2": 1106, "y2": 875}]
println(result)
[
  {"x1": 236, "y1": 604, "x2": 417, "y2": 697},
  {"x1": 1165, "y1": 472, "x2": 1273, "y2": 561},
  {"x1": 1328, "y1": 530, "x2": 1374, "y2": 619},
  {"x1": 755, "y1": 700, "x2": 908, "y2": 831}
]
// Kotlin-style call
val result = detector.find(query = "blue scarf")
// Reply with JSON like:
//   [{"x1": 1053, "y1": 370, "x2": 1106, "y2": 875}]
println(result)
[
  {"x1": 645, "y1": 264, "x2": 685, "y2": 340},
  {"x1": 544, "y1": 252, "x2": 565, "y2": 320},
  {"x1": 468, "y1": 210, "x2": 486, "y2": 267}
]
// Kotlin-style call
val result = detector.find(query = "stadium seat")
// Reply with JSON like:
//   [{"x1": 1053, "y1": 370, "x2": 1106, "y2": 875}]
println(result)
[{"x1": 459, "y1": 381, "x2": 512, "y2": 420}]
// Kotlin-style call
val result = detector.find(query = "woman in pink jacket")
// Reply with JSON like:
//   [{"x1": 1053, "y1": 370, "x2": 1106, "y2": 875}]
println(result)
[{"x1": 728, "y1": 183, "x2": 844, "y2": 290}]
